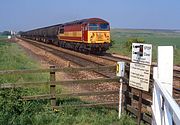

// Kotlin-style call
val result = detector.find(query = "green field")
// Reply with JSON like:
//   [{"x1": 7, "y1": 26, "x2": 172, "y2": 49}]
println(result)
[
  {"x1": 0, "y1": 35, "x2": 8, "y2": 39},
  {"x1": 0, "y1": 39, "x2": 136, "y2": 125},
  {"x1": 109, "y1": 29, "x2": 180, "y2": 64}
]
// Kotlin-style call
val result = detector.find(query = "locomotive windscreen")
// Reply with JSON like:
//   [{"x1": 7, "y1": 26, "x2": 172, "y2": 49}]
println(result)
[
  {"x1": 99, "y1": 24, "x2": 109, "y2": 30},
  {"x1": 89, "y1": 24, "x2": 98, "y2": 30},
  {"x1": 88, "y1": 23, "x2": 109, "y2": 31}
]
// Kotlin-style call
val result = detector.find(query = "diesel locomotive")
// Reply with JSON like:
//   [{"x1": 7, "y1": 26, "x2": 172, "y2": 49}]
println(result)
[{"x1": 21, "y1": 18, "x2": 111, "y2": 53}]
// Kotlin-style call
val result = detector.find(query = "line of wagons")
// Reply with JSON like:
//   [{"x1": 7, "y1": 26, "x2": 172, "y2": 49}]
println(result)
[{"x1": 21, "y1": 18, "x2": 111, "y2": 54}]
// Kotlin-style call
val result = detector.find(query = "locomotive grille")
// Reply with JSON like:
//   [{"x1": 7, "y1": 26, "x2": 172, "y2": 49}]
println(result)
[{"x1": 97, "y1": 33, "x2": 103, "y2": 41}]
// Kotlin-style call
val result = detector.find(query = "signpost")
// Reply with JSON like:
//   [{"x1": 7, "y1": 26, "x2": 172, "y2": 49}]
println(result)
[
  {"x1": 116, "y1": 62, "x2": 125, "y2": 119},
  {"x1": 129, "y1": 43, "x2": 152, "y2": 91},
  {"x1": 129, "y1": 63, "x2": 151, "y2": 91},
  {"x1": 132, "y1": 43, "x2": 152, "y2": 65},
  {"x1": 129, "y1": 43, "x2": 152, "y2": 125}
]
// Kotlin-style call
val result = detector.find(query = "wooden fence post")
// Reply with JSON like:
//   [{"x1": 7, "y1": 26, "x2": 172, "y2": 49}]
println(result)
[
  {"x1": 124, "y1": 84, "x2": 132, "y2": 113},
  {"x1": 137, "y1": 90, "x2": 142, "y2": 125},
  {"x1": 50, "y1": 65, "x2": 56, "y2": 107}
]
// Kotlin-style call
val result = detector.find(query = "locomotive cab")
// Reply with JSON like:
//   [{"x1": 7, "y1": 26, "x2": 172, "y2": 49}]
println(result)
[{"x1": 88, "y1": 23, "x2": 110, "y2": 44}]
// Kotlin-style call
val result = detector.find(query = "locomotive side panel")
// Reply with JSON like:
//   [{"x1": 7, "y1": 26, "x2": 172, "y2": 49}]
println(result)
[
  {"x1": 58, "y1": 24, "x2": 82, "y2": 42},
  {"x1": 82, "y1": 24, "x2": 88, "y2": 43}
]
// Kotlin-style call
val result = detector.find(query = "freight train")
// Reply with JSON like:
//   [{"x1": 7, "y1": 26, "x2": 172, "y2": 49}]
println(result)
[{"x1": 21, "y1": 18, "x2": 111, "y2": 54}]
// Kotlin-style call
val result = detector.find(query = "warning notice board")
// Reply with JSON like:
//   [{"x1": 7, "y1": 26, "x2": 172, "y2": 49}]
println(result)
[
  {"x1": 132, "y1": 43, "x2": 152, "y2": 65},
  {"x1": 129, "y1": 63, "x2": 150, "y2": 91}
]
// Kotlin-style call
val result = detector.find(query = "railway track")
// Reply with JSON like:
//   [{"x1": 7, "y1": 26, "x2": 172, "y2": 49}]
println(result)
[
  {"x1": 17, "y1": 37, "x2": 180, "y2": 82},
  {"x1": 98, "y1": 53, "x2": 180, "y2": 80},
  {"x1": 16, "y1": 37, "x2": 180, "y2": 103},
  {"x1": 17, "y1": 37, "x2": 115, "y2": 78},
  {"x1": 97, "y1": 53, "x2": 180, "y2": 97}
]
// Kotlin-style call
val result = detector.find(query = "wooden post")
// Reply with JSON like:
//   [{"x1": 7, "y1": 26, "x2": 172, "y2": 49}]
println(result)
[
  {"x1": 137, "y1": 90, "x2": 142, "y2": 125},
  {"x1": 50, "y1": 65, "x2": 56, "y2": 107},
  {"x1": 124, "y1": 84, "x2": 132, "y2": 113}
]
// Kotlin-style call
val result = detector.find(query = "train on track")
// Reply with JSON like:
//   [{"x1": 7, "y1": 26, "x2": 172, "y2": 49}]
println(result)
[{"x1": 21, "y1": 18, "x2": 111, "y2": 54}]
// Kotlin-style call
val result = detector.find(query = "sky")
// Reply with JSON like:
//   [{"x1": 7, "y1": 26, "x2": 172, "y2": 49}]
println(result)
[{"x1": 0, "y1": 0, "x2": 180, "y2": 32}]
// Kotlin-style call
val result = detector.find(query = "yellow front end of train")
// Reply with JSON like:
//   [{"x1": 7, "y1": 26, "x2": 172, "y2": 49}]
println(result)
[
  {"x1": 88, "y1": 31, "x2": 110, "y2": 43},
  {"x1": 87, "y1": 23, "x2": 110, "y2": 44}
]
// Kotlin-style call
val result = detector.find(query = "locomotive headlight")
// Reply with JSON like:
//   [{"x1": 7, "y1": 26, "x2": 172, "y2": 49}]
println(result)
[
  {"x1": 90, "y1": 33, "x2": 93, "y2": 41},
  {"x1": 90, "y1": 32, "x2": 95, "y2": 41},
  {"x1": 90, "y1": 33, "x2": 93, "y2": 38},
  {"x1": 106, "y1": 33, "x2": 110, "y2": 37},
  {"x1": 91, "y1": 33, "x2": 95, "y2": 38},
  {"x1": 105, "y1": 33, "x2": 110, "y2": 40}
]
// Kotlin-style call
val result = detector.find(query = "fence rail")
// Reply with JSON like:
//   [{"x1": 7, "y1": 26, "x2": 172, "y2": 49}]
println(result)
[
  {"x1": 152, "y1": 78, "x2": 180, "y2": 125},
  {"x1": 0, "y1": 65, "x2": 116, "y2": 75},
  {"x1": 22, "y1": 90, "x2": 119, "y2": 101},
  {"x1": 0, "y1": 78, "x2": 119, "y2": 89}
]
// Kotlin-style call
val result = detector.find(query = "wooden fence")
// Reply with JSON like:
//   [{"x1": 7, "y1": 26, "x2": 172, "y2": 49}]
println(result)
[{"x1": 0, "y1": 65, "x2": 152, "y2": 124}]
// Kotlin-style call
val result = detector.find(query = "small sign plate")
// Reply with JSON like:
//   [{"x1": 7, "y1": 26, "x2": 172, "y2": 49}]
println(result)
[
  {"x1": 132, "y1": 43, "x2": 152, "y2": 65},
  {"x1": 129, "y1": 63, "x2": 150, "y2": 91}
]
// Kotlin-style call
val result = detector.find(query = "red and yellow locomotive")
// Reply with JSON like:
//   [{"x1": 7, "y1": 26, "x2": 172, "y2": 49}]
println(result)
[{"x1": 21, "y1": 18, "x2": 111, "y2": 53}]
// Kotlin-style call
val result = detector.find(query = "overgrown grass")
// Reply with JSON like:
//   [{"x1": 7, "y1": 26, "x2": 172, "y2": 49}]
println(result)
[
  {"x1": 0, "y1": 41, "x2": 49, "y2": 83},
  {"x1": 0, "y1": 35, "x2": 8, "y2": 39},
  {"x1": 0, "y1": 40, "x2": 136, "y2": 124},
  {"x1": 109, "y1": 29, "x2": 180, "y2": 64},
  {"x1": 0, "y1": 40, "x2": 50, "y2": 95},
  {"x1": 0, "y1": 89, "x2": 136, "y2": 125}
]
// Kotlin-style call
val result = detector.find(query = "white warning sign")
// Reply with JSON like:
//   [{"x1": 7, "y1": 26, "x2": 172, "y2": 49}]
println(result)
[
  {"x1": 132, "y1": 43, "x2": 152, "y2": 65},
  {"x1": 129, "y1": 63, "x2": 150, "y2": 91}
]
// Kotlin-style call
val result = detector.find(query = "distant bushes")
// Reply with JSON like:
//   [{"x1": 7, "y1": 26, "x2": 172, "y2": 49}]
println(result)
[{"x1": 125, "y1": 38, "x2": 145, "y2": 51}]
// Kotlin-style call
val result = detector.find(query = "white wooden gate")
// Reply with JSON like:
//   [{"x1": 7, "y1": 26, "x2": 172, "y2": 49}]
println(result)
[{"x1": 152, "y1": 46, "x2": 180, "y2": 125}]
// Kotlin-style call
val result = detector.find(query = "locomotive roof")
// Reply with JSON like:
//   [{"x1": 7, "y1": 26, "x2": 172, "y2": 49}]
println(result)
[
  {"x1": 63, "y1": 18, "x2": 109, "y2": 25},
  {"x1": 24, "y1": 18, "x2": 109, "y2": 33}
]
